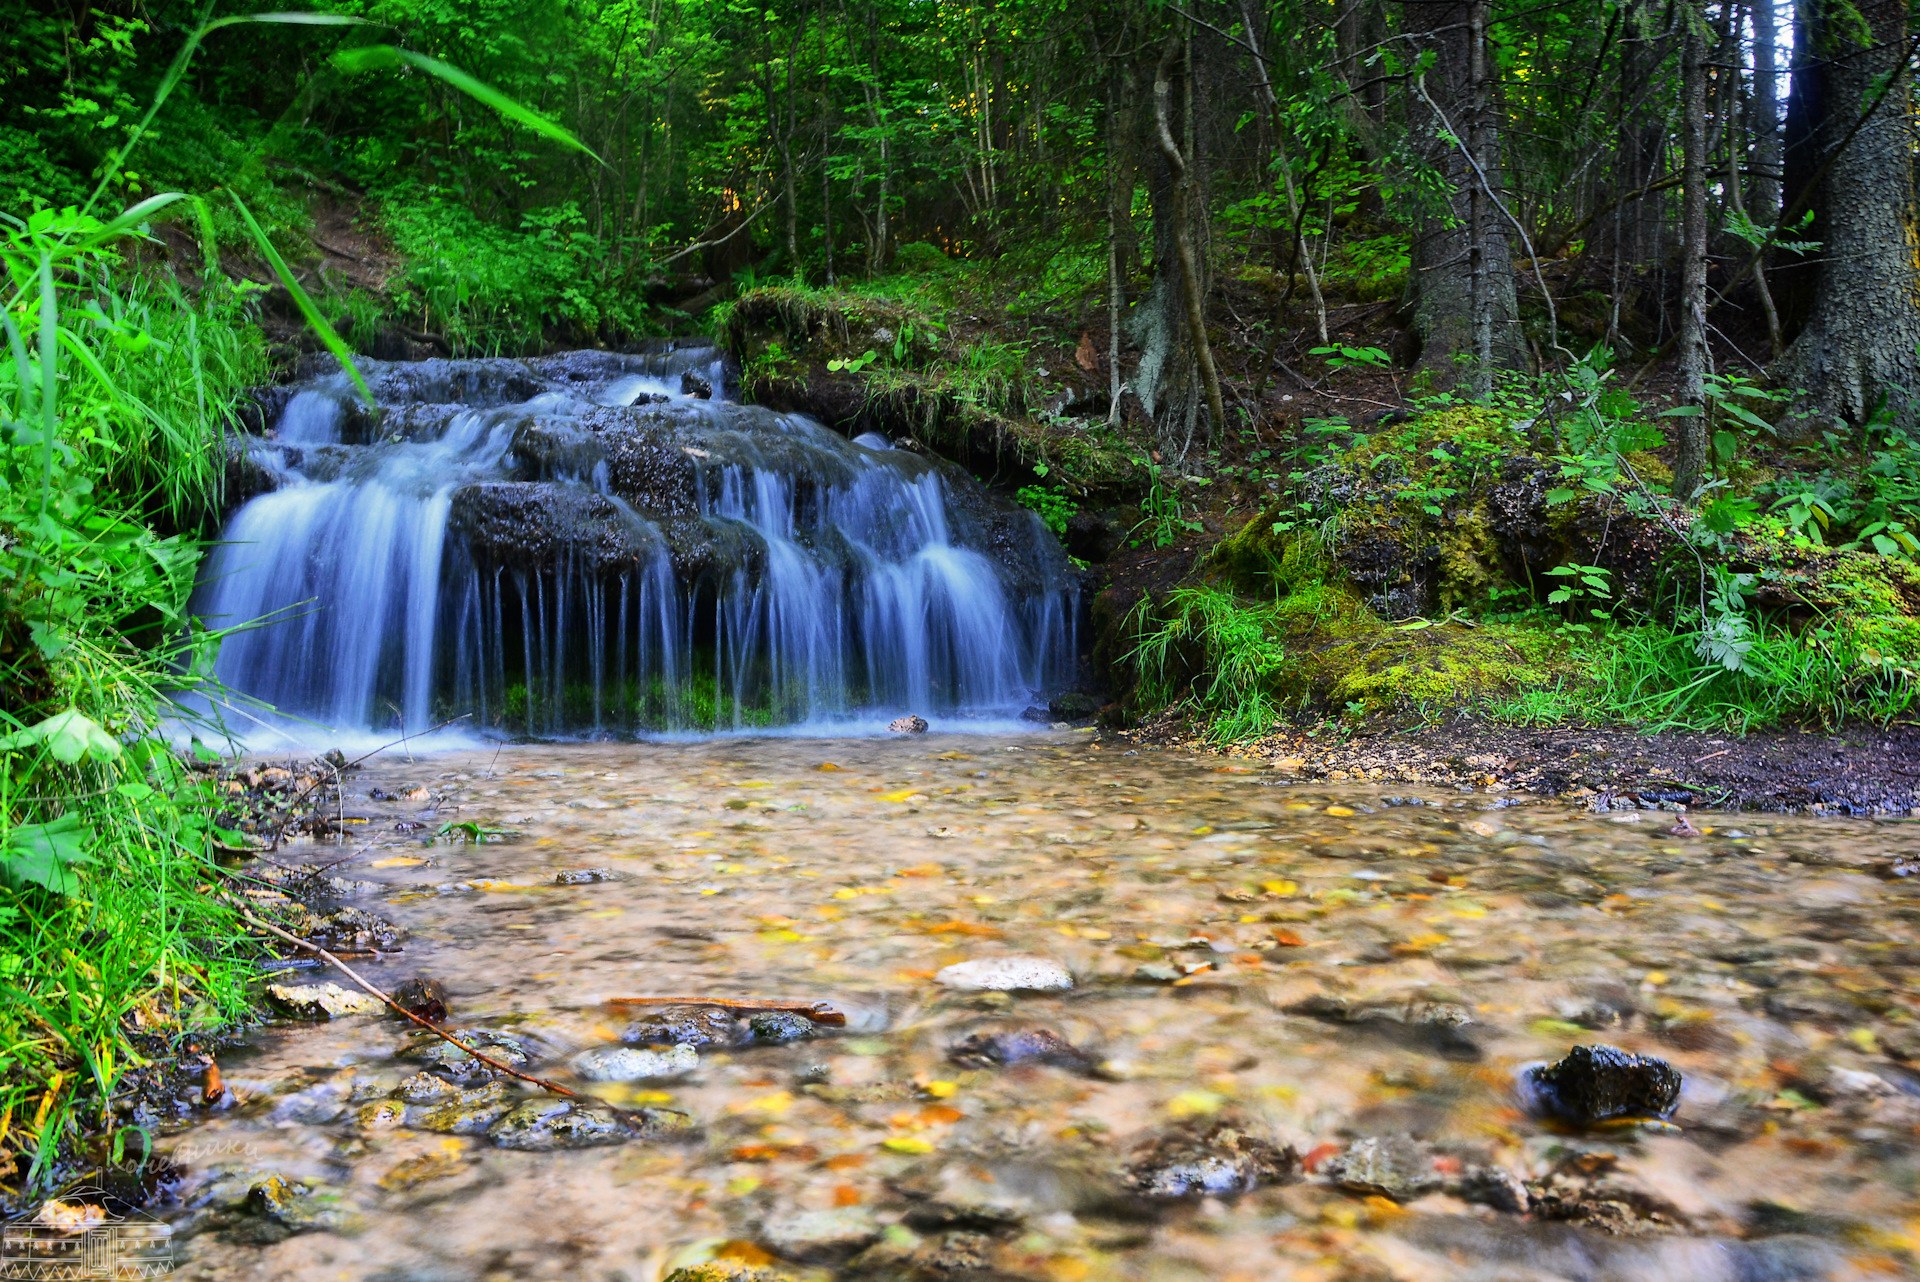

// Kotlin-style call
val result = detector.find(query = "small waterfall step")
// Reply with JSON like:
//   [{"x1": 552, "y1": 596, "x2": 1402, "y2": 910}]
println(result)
[{"x1": 197, "y1": 348, "x2": 1077, "y2": 737}]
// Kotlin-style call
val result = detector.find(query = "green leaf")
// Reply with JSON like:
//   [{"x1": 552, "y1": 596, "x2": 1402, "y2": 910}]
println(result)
[
  {"x1": 0, "y1": 710, "x2": 121, "y2": 763},
  {"x1": 2, "y1": 815, "x2": 95, "y2": 894},
  {"x1": 1657, "y1": 405, "x2": 1703, "y2": 418},
  {"x1": 227, "y1": 192, "x2": 374, "y2": 406},
  {"x1": 331, "y1": 46, "x2": 603, "y2": 165}
]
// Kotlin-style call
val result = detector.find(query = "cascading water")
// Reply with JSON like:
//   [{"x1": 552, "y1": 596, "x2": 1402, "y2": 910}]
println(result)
[{"x1": 195, "y1": 347, "x2": 1078, "y2": 737}]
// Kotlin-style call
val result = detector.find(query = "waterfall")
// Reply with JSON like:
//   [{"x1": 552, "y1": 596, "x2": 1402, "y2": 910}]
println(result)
[{"x1": 195, "y1": 347, "x2": 1077, "y2": 737}]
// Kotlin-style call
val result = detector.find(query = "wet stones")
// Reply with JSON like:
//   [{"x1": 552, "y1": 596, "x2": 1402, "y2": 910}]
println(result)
[
  {"x1": 264, "y1": 982, "x2": 382, "y2": 1020},
  {"x1": 1122, "y1": 1119, "x2": 1300, "y2": 1199},
  {"x1": 759, "y1": 1205, "x2": 881, "y2": 1263},
  {"x1": 947, "y1": 1027, "x2": 1092, "y2": 1072},
  {"x1": 1318, "y1": 1136, "x2": 1445, "y2": 1201},
  {"x1": 747, "y1": 1010, "x2": 817, "y2": 1044},
  {"x1": 306, "y1": 905, "x2": 406, "y2": 953},
  {"x1": 1288, "y1": 993, "x2": 1482, "y2": 1061},
  {"x1": 935, "y1": 955, "x2": 1073, "y2": 992},
  {"x1": 486, "y1": 1099, "x2": 633, "y2": 1150},
  {"x1": 888, "y1": 715, "x2": 929, "y2": 734},
  {"x1": 390, "y1": 975, "x2": 448, "y2": 1022},
  {"x1": 552, "y1": 867, "x2": 623, "y2": 884},
  {"x1": 1523, "y1": 1044, "x2": 1682, "y2": 1124},
  {"x1": 414, "y1": 1083, "x2": 514, "y2": 1135},
  {"x1": 624, "y1": 1004, "x2": 741, "y2": 1048},
  {"x1": 571, "y1": 1043, "x2": 698, "y2": 1081},
  {"x1": 396, "y1": 1028, "x2": 534, "y2": 1083}
]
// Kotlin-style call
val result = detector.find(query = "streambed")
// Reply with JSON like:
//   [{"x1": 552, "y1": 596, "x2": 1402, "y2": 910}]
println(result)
[{"x1": 155, "y1": 734, "x2": 1920, "y2": 1281}]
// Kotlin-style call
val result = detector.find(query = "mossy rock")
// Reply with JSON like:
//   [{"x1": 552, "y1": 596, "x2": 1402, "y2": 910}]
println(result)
[{"x1": 1310, "y1": 622, "x2": 1570, "y2": 714}]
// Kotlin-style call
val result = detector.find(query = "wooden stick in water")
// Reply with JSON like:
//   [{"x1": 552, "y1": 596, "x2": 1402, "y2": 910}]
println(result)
[{"x1": 605, "y1": 996, "x2": 847, "y2": 1026}]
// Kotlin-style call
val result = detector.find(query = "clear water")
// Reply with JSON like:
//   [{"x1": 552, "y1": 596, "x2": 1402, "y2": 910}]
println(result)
[
  {"x1": 153, "y1": 738, "x2": 1920, "y2": 1280},
  {"x1": 194, "y1": 351, "x2": 1076, "y2": 741}
]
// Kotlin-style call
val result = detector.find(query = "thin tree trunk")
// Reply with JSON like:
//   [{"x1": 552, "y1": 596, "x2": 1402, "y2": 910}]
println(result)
[
  {"x1": 1675, "y1": 17, "x2": 1712, "y2": 502},
  {"x1": 1238, "y1": 0, "x2": 1326, "y2": 347},
  {"x1": 1107, "y1": 67, "x2": 1134, "y2": 426},
  {"x1": 1152, "y1": 36, "x2": 1225, "y2": 443},
  {"x1": 1750, "y1": 0, "x2": 1782, "y2": 221},
  {"x1": 1468, "y1": 0, "x2": 1493, "y2": 398}
]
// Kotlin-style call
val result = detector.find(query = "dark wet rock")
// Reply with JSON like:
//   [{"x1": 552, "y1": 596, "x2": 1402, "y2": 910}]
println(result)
[
  {"x1": 748, "y1": 1010, "x2": 817, "y2": 1045},
  {"x1": 888, "y1": 715, "x2": 929, "y2": 734},
  {"x1": 572, "y1": 1043, "x2": 698, "y2": 1081},
  {"x1": 1047, "y1": 691, "x2": 1100, "y2": 722},
  {"x1": 1525, "y1": 1171, "x2": 1683, "y2": 1234},
  {"x1": 947, "y1": 1028, "x2": 1092, "y2": 1072},
  {"x1": 759, "y1": 1205, "x2": 881, "y2": 1263},
  {"x1": 1121, "y1": 1119, "x2": 1300, "y2": 1199},
  {"x1": 411, "y1": 1082, "x2": 511, "y2": 1135},
  {"x1": 1318, "y1": 1135, "x2": 1445, "y2": 1201},
  {"x1": 623, "y1": 1004, "x2": 741, "y2": 1048},
  {"x1": 1454, "y1": 1164, "x2": 1531, "y2": 1214},
  {"x1": 1065, "y1": 509, "x2": 1123, "y2": 564},
  {"x1": 238, "y1": 1174, "x2": 360, "y2": 1238},
  {"x1": 1523, "y1": 1045, "x2": 1682, "y2": 1124},
  {"x1": 552, "y1": 867, "x2": 623, "y2": 884},
  {"x1": 391, "y1": 976, "x2": 448, "y2": 1023},
  {"x1": 487, "y1": 1099, "x2": 633, "y2": 1150},
  {"x1": 307, "y1": 905, "x2": 406, "y2": 953},
  {"x1": 264, "y1": 982, "x2": 382, "y2": 1020},
  {"x1": 396, "y1": 1028, "x2": 534, "y2": 1083},
  {"x1": 1018, "y1": 705, "x2": 1050, "y2": 723}
]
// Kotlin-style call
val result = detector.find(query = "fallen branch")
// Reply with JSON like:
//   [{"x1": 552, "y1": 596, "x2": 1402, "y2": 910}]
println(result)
[
  {"x1": 605, "y1": 996, "x2": 847, "y2": 1026},
  {"x1": 229, "y1": 899, "x2": 586, "y2": 1100}
]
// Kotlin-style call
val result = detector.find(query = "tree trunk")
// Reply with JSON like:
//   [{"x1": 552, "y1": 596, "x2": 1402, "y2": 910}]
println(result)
[
  {"x1": 1130, "y1": 32, "x2": 1224, "y2": 457},
  {"x1": 1674, "y1": 17, "x2": 1712, "y2": 502},
  {"x1": 1749, "y1": 0, "x2": 1782, "y2": 222},
  {"x1": 1401, "y1": 0, "x2": 1522, "y2": 382},
  {"x1": 1776, "y1": 0, "x2": 1920, "y2": 435},
  {"x1": 1106, "y1": 66, "x2": 1136, "y2": 426}
]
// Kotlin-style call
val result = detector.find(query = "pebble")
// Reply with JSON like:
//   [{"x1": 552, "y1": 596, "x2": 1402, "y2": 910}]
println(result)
[
  {"x1": 391, "y1": 975, "x2": 448, "y2": 1022},
  {"x1": 947, "y1": 1027, "x2": 1092, "y2": 1071},
  {"x1": 553, "y1": 867, "x2": 623, "y2": 884},
  {"x1": 571, "y1": 1043, "x2": 699, "y2": 1081},
  {"x1": 887, "y1": 715, "x2": 929, "y2": 734},
  {"x1": 747, "y1": 1010, "x2": 816, "y2": 1044},
  {"x1": 1319, "y1": 1135, "x2": 1445, "y2": 1201},
  {"x1": 935, "y1": 956, "x2": 1073, "y2": 992},
  {"x1": 625, "y1": 1005, "x2": 741, "y2": 1048}
]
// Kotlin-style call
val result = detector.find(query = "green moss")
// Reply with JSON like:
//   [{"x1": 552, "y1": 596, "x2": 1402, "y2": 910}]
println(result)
[
  {"x1": 1436, "y1": 504, "x2": 1501, "y2": 609},
  {"x1": 1316, "y1": 623, "x2": 1569, "y2": 714}
]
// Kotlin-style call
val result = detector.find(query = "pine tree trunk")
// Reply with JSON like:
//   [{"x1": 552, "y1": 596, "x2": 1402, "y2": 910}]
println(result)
[
  {"x1": 1749, "y1": 0, "x2": 1781, "y2": 221},
  {"x1": 1776, "y1": 0, "x2": 1920, "y2": 435},
  {"x1": 1401, "y1": 0, "x2": 1522, "y2": 381},
  {"x1": 1674, "y1": 18, "x2": 1712, "y2": 502}
]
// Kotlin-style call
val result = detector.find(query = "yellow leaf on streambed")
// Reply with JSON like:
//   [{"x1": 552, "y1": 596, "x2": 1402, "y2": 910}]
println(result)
[
  {"x1": 371, "y1": 856, "x2": 425, "y2": 868},
  {"x1": 816, "y1": 762, "x2": 844, "y2": 771},
  {"x1": 1166, "y1": 1090, "x2": 1225, "y2": 1118},
  {"x1": 1262, "y1": 879, "x2": 1298, "y2": 896},
  {"x1": 1393, "y1": 932, "x2": 1449, "y2": 954},
  {"x1": 1325, "y1": 806, "x2": 1356, "y2": 817},
  {"x1": 922, "y1": 1080, "x2": 958, "y2": 1098},
  {"x1": 876, "y1": 789, "x2": 925, "y2": 803},
  {"x1": 586, "y1": 909, "x2": 624, "y2": 919},
  {"x1": 728, "y1": 1091, "x2": 793, "y2": 1116},
  {"x1": 882, "y1": 1137, "x2": 935, "y2": 1154}
]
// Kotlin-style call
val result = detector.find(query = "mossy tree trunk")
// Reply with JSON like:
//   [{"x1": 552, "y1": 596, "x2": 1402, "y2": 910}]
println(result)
[{"x1": 1776, "y1": 0, "x2": 1920, "y2": 436}]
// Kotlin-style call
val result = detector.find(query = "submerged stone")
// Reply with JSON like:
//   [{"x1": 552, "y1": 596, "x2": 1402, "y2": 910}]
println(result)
[
  {"x1": 935, "y1": 956, "x2": 1073, "y2": 992},
  {"x1": 1319, "y1": 1136, "x2": 1445, "y2": 1201},
  {"x1": 747, "y1": 1011, "x2": 816, "y2": 1045},
  {"x1": 1123, "y1": 1120, "x2": 1300, "y2": 1199},
  {"x1": 572, "y1": 1043, "x2": 698, "y2": 1081},
  {"x1": 487, "y1": 1099, "x2": 632, "y2": 1150},
  {"x1": 390, "y1": 975, "x2": 448, "y2": 1022},
  {"x1": 307, "y1": 905, "x2": 406, "y2": 952},
  {"x1": 624, "y1": 1004, "x2": 741, "y2": 1048},
  {"x1": 946, "y1": 1027, "x2": 1091, "y2": 1072},
  {"x1": 1523, "y1": 1044, "x2": 1682, "y2": 1124},
  {"x1": 759, "y1": 1206, "x2": 881, "y2": 1262}
]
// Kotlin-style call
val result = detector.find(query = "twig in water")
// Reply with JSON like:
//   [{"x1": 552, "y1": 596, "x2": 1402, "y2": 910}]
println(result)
[
  {"x1": 605, "y1": 996, "x2": 847, "y2": 1026},
  {"x1": 229, "y1": 899, "x2": 586, "y2": 1100}
]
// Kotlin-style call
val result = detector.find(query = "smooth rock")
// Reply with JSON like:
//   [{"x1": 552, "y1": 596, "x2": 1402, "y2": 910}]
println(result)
[
  {"x1": 887, "y1": 715, "x2": 929, "y2": 734},
  {"x1": 572, "y1": 1043, "x2": 698, "y2": 1081},
  {"x1": 760, "y1": 1205, "x2": 881, "y2": 1262},
  {"x1": 1319, "y1": 1136, "x2": 1445, "y2": 1201},
  {"x1": 935, "y1": 956, "x2": 1072, "y2": 992},
  {"x1": 266, "y1": 982, "x2": 382, "y2": 1020},
  {"x1": 1523, "y1": 1044, "x2": 1682, "y2": 1123},
  {"x1": 947, "y1": 1027, "x2": 1091, "y2": 1072}
]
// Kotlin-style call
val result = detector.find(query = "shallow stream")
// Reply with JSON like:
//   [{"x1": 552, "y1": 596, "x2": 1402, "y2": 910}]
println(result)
[{"x1": 158, "y1": 735, "x2": 1920, "y2": 1281}]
